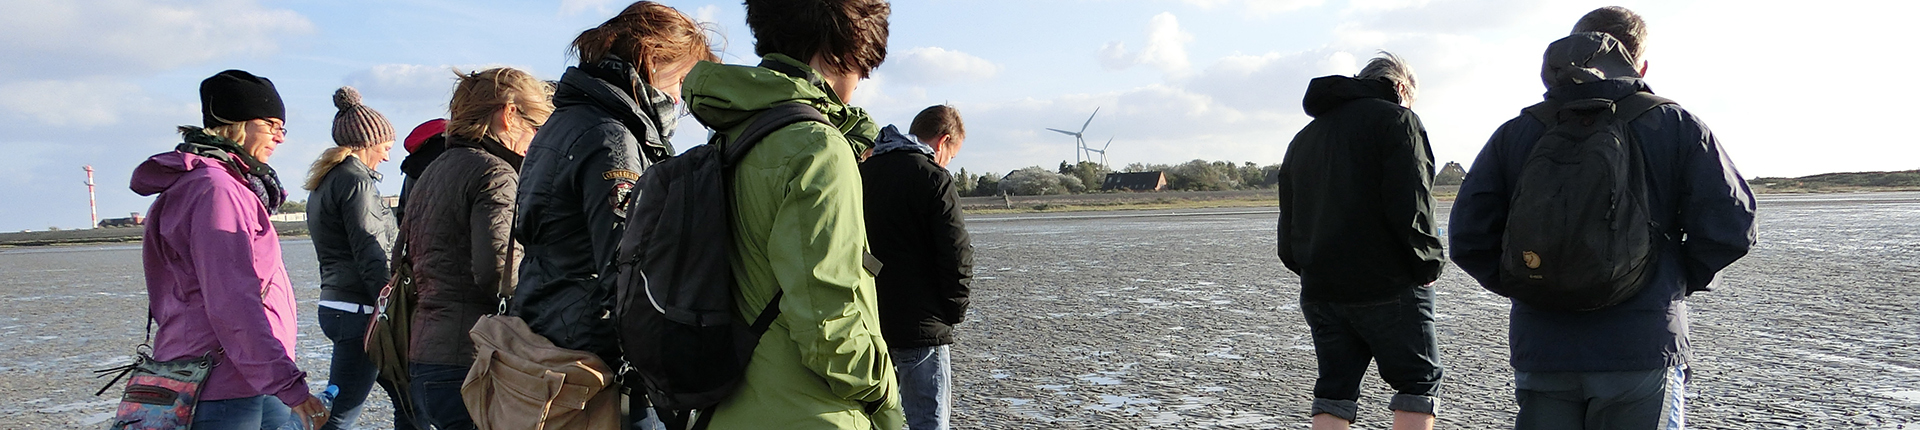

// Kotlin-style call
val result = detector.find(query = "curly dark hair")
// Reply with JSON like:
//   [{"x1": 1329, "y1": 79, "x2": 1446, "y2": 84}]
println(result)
[{"x1": 745, "y1": 0, "x2": 890, "y2": 77}]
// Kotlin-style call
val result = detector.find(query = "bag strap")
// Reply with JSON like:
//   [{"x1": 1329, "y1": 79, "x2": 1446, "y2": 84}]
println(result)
[
  {"x1": 497, "y1": 229, "x2": 515, "y2": 315},
  {"x1": 721, "y1": 102, "x2": 831, "y2": 166},
  {"x1": 1612, "y1": 92, "x2": 1674, "y2": 122}
]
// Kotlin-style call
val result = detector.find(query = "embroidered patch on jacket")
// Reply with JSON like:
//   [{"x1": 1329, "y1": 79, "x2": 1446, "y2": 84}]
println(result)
[
  {"x1": 602, "y1": 169, "x2": 641, "y2": 181},
  {"x1": 609, "y1": 181, "x2": 635, "y2": 218}
]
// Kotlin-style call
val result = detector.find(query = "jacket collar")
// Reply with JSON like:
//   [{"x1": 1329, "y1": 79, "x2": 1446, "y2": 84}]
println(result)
[
  {"x1": 447, "y1": 135, "x2": 525, "y2": 172},
  {"x1": 558, "y1": 57, "x2": 676, "y2": 161}
]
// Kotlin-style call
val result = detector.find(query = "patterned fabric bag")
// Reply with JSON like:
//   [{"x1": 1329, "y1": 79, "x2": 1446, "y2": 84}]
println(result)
[{"x1": 95, "y1": 348, "x2": 215, "y2": 430}]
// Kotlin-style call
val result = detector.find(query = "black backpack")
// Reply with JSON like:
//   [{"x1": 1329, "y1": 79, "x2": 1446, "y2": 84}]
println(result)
[
  {"x1": 1499, "y1": 92, "x2": 1672, "y2": 312},
  {"x1": 612, "y1": 102, "x2": 829, "y2": 422}
]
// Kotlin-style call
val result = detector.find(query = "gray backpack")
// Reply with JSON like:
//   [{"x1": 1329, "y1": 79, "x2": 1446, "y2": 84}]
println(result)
[{"x1": 1499, "y1": 92, "x2": 1672, "y2": 311}]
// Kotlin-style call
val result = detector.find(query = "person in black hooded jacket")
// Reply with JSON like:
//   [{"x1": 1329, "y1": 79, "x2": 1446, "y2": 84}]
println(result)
[
  {"x1": 508, "y1": 4, "x2": 716, "y2": 427},
  {"x1": 1275, "y1": 52, "x2": 1443, "y2": 430},
  {"x1": 861, "y1": 105, "x2": 974, "y2": 430}
]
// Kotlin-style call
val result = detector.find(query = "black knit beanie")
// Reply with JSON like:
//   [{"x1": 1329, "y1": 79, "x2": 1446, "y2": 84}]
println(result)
[{"x1": 200, "y1": 70, "x2": 286, "y2": 128}]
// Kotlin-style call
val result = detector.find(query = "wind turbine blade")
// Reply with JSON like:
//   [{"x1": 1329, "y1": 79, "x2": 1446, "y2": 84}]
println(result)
[
  {"x1": 1079, "y1": 107, "x2": 1100, "y2": 134},
  {"x1": 1046, "y1": 128, "x2": 1079, "y2": 136},
  {"x1": 1103, "y1": 137, "x2": 1113, "y2": 151}
]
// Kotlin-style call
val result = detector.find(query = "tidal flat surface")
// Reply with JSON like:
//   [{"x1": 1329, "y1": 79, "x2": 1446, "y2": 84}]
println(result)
[{"x1": 2, "y1": 192, "x2": 1916, "y2": 429}]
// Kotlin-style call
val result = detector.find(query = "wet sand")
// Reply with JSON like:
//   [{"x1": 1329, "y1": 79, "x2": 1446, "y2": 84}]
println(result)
[{"x1": 2, "y1": 192, "x2": 1916, "y2": 428}]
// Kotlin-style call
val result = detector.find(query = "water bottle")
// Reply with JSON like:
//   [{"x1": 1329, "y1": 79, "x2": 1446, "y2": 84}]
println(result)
[
  {"x1": 320, "y1": 384, "x2": 338, "y2": 410},
  {"x1": 281, "y1": 385, "x2": 338, "y2": 430}
]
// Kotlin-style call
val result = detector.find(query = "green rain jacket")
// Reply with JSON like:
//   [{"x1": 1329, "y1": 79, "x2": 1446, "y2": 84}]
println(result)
[{"x1": 684, "y1": 54, "x2": 905, "y2": 430}]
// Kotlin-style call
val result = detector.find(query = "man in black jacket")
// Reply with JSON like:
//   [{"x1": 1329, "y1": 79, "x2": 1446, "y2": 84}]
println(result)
[
  {"x1": 861, "y1": 104, "x2": 974, "y2": 430},
  {"x1": 1276, "y1": 52, "x2": 1444, "y2": 430}
]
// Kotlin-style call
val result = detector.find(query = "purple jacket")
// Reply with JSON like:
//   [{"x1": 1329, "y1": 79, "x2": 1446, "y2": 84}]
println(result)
[{"x1": 132, "y1": 150, "x2": 308, "y2": 406}]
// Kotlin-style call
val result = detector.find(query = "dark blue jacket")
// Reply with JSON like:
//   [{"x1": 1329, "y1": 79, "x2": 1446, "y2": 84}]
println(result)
[
  {"x1": 511, "y1": 60, "x2": 676, "y2": 366},
  {"x1": 1449, "y1": 78, "x2": 1757, "y2": 372}
]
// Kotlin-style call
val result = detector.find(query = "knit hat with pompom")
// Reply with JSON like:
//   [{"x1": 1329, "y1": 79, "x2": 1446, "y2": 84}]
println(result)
[{"x1": 331, "y1": 86, "x2": 395, "y2": 147}]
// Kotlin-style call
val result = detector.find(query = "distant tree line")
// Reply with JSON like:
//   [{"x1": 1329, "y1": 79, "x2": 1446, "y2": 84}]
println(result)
[
  {"x1": 953, "y1": 159, "x2": 1471, "y2": 197},
  {"x1": 953, "y1": 160, "x2": 1283, "y2": 197}
]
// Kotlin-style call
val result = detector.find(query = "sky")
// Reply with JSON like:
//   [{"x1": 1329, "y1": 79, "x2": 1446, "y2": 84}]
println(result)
[{"x1": 0, "y1": 0, "x2": 1913, "y2": 232}]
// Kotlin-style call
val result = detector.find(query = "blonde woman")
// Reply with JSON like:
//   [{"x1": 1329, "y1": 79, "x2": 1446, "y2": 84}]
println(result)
[
  {"x1": 398, "y1": 68, "x2": 553, "y2": 430},
  {"x1": 302, "y1": 86, "x2": 413, "y2": 430},
  {"x1": 130, "y1": 69, "x2": 329, "y2": 430}
]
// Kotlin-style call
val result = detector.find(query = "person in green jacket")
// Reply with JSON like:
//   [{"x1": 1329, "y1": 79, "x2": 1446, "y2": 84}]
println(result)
[{"x1": 680, "y1": 0, "x2": 903, "y2": 429}]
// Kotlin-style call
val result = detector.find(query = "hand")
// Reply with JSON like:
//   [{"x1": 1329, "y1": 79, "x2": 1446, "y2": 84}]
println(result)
[{"x1": 292, "y1": 394, "x2": 329, "y2": 429}]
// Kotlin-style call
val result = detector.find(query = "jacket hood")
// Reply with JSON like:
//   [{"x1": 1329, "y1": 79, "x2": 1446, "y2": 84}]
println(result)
[
  {"x1": 1541, "y1": 32, "x2": 1642, "y2": 90},
  {"x1": 556, "y1": 63, "x2": 676, "y2": 160},
  {"x1": 1544, "y1": 76, "x2": 1652, "y2": 102},
  {"x1": 869, "y1": 125, "x2": 933, "y2": 158},
  {"x1": 1302, "y1": 75, "x2": 1401, "y2": 118},
  {"x1": 683, "y1": 54, "x2": 878, "y2": 152},
  {"x1": 132, "y1": 151, "x2": 233, "y2": 196}
]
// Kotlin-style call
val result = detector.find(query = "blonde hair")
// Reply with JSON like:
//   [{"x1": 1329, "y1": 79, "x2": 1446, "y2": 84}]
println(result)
[
  {"x1": 1358, "y1": 51, "x2": 1418, "y2": 105},
  {"x1": 302, "y1": 147, "x2": 354, "y2": 191},
  {"x1": 178, "y1": 122, "x2": 252, "y2": 146},
  {"x1": 446, "y1": 67, "x2": 554, "y2": 143}
]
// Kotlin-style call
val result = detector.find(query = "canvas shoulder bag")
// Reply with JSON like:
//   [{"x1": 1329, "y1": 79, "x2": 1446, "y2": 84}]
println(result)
[{"x1": 462, "y1": 238, "x2": 621, "y2": 430}]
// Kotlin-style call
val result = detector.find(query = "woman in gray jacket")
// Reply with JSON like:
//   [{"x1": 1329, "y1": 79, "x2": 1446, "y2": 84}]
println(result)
[{"x1": 302, "y1": 86, "x2": 412, "y2": 430}]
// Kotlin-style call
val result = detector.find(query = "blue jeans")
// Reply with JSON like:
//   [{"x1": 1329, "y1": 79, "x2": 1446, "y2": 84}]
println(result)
[
  {"x1": 318, "y1": 307, "x2": 417, "y2": 430},
  {"x1": 410, "y1": 362, "x2": 475, "y2": 430},
  {"x1": 890, "y1": 345, "x2": 951, "y2": 430},
  {"x1": 192, "y1": 395, "x2": 289, "y2": 430},
  {"x1": 1300, "y1": 285, "x2": 1443, "y2": 422},
  {"x1": 1515, "y1": 365, "x2": 1688, "y2": 430}
]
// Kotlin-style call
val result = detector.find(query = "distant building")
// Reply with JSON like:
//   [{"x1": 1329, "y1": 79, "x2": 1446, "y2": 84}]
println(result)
[
  {"x1": 268, "y1": 212, "x2": 307, "y2": 223},
  {"x1": 98, "y1": 213, "x2": 144, "y2": 228},
  {"x1": 1103, "y1": 171, "x2": 1168, "y2": 192},
  {"x1": 1436, "y1": 162, "x2": 1467, "y2": 186}
]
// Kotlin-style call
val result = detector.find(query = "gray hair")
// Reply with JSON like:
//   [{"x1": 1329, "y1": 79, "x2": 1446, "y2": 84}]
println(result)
[
  {"x1": 1573, "y1": 6, "x2": 1648, "y2": 63},
  {"x1": 1357, "y1": 51, "x2": 1417, "y2": 105}
]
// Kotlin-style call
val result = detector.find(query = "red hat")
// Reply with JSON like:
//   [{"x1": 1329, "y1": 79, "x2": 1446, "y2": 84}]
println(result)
[{"x1": 403, "y1": 118, "x2": 447, "y2": 153}]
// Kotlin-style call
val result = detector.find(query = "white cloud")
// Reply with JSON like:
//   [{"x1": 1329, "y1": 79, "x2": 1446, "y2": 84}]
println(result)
[
  {"x1": 882, "y1": 47, "x2": 1002, "y2": 86},
  {"x1": 1099, "y1": 13, "x2": 1195, "y2": 75},
  {"x1": 0, "y1": 80, "x2": 194, "y2": 127},
  {"x1": 0, "y1": 0, "x2": 313, "y2": 80},
  {"x1": 695, "y1": 5, "x2": 723, "y2": 25},
  {"x1": 344, "y1": 64, "x2": 461, "y2": 103},
  {"x1": 1182, "y1": 0, "x2": 1326, "y2": 16}
]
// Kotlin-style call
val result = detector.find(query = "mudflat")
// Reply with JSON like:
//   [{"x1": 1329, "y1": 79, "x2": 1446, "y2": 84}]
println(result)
[{"x1": 2, "y1": 192, "x2": 1915, "y2": 428}]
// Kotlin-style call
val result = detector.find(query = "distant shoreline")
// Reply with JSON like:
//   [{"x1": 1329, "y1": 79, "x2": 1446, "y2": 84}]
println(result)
[{"x1": 6, "y1": 186, "x2": 1913, "y2": 248}]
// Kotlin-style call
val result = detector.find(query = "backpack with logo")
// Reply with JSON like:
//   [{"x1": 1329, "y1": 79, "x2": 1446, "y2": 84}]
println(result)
[
  {"x1": 1498, "y1": 92, "x2": 1673, "y2": 312},
  {"x1": 612, "y1": 101, "x2": 830, "y2": 426}
]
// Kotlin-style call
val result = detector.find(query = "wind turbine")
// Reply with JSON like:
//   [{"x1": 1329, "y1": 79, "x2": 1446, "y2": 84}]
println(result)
[
  {"x1": 1081, "y1": 137, "x2": 1112, "y2": 167},
  {"x1": 1046, "y1": 107, "x2": 1099, "y2": 164}
]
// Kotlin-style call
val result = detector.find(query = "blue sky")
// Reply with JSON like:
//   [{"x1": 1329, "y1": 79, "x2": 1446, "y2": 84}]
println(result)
[{"x1": 0, "y1": 0, "x2": 1912, "y2": 231}]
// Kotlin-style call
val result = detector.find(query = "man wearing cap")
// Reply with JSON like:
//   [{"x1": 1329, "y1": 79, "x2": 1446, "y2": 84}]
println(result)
[
  {"x1": 302, "y1": 86, "x2": 415, "y2": 430},
  {"x1": 1448, "y1": 7, "x2": 1757, "y2": 428},
  {"x1": 131, "y1": 69, "x2": 331, "y2": 429}
]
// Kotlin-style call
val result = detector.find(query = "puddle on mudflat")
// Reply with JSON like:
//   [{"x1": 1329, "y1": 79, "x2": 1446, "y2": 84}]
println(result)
[
  {"x1": 1084, "y1": 394, "x2": 1157, "y2": 412},
  {"x1": 1175, "y1": 395, "x2": 1218, "y2": 410}
]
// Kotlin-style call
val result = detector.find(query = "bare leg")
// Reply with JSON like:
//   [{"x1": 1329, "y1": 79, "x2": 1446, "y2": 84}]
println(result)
[
  {"x1": 1312, "y1": 413, "x2": 1352, "y2": 430},
  {"x1": 1391, "y1": 411, "x2": 1435, "y2": 430}
]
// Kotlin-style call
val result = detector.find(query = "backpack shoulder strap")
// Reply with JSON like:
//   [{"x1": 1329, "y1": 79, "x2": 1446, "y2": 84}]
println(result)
[
  {"x1": 1522, "y1": 100, "x2": 1558, "y2": 127},
  {"x1": 1613, "y1": 92, "x2": 1675, "y2": 121},
  {"x1": 722, "y1": 102, "x2": 831, "y2": 166}
]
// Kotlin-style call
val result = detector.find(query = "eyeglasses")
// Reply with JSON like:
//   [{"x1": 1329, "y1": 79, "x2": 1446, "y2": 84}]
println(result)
[{"x1": 257, "y1": 119, "x2": 288, "y2": 136}]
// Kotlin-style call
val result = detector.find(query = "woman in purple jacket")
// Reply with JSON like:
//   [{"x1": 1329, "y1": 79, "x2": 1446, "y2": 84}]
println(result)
[{"x1": 130, "y1": 70, "x2": 329, "y2": 430}]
